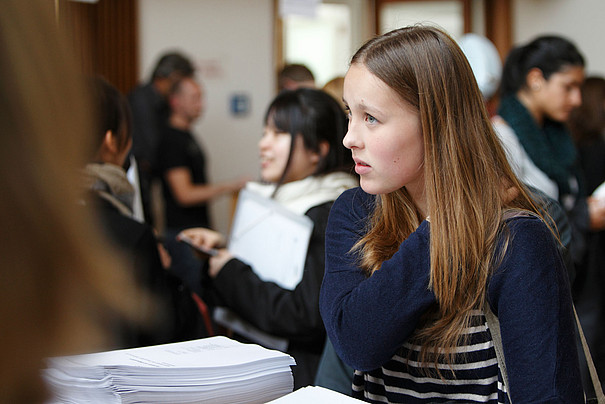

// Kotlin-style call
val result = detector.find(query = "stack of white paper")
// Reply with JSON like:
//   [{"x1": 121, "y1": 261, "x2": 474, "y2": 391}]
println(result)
[{"x1": 43, "y1": 336, "x2": 296, "y2": 404}]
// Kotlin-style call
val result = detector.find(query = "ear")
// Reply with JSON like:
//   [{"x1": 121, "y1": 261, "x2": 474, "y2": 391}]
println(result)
[
  {"x1": 311, "y1": 141, "x2": 330, "y2": 164},
  {"x1": 318, "y1": 141, "x2": 330, "y2": 158},
  {"x1": 102, "y1": 130, "x2": 120, "y2": 154},
  {"x1": 526, "y1": 67, "x2": 546, "y2": 91},
  {"x1": 168, "y1": 94, "x2": 179, "y2": 111}
]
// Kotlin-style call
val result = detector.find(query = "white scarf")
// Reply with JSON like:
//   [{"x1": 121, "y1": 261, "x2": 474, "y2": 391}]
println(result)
[
  {"x1": 246, "y1": 172, "x2": 358, "y2": 216},
  {"x1": 82, "y1": 163, "x2": 135, "y2": 217}
]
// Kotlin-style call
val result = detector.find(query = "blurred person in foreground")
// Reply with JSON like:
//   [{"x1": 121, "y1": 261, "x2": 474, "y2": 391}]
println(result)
[{"x1": 0, "y1": 1, "x2": 140, "y2": 402}]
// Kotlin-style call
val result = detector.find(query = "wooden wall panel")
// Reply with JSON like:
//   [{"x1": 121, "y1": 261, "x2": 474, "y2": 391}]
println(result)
[
  {"x1": 56, "y1": 0, "x2": 138, "y2": 94},
  {"x1": 484, "y1": 0, "x2": 512, "y2": 60}
]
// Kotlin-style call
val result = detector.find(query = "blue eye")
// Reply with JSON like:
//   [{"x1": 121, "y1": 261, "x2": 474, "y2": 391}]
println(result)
[{"x1": 365, "y1": 114, "x2": 377, "y2": 124}]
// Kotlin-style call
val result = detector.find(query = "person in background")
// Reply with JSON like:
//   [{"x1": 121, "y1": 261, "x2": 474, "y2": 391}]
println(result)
[
  {"x1": 496, "y1": 37, "x2": 605, "y2": 396},
  {"x1": 457, "y1": 33, "x2": 502, "y2": 117},
  {"x1": 0, "y1": 1, "x2": 138, "y2": 402},
  {"x1": 322, "y1": 76, "x2": 346, "y2": 110},
  {"x1": 82, "y1": 76, "x2": 207, "y2": 347},
  {"x1": 320, "y1": 25, "x2": 583, "y2": 402},
  {"x1": 496, "y1": 36, "x2": 605, "y2": 245},
  {"x1": 459, "y1": 32, "x2": 576, "y2": 279},
  {"x1": 180, "y1": 88, "x2": 358, "y2": 389},
  {"x1": 495, "y1": 36, "x2": 585, "y2": 203},
  {"x1": 158, "y1": 76, "x2": 247, "y2": 296},
  {"x1": 278, "y1": 63, "x2": 316, "y2": 91},
  {"x1": 128, "y1": 51, "x2": 195, "y2": 225},
  {"x1": 568, "y1": 76, "x2": 605, "y2": 386}
]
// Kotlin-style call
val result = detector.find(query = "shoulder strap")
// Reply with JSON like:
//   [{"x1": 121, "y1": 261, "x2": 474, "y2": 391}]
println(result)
[
  {"x1": 573, "y1": 305, "x2": 605, "y2": 403},
  {"x1": 486, "y1": 303, "x2": 605, "y2": 404},
  {"x1": 484, "y1": 304, "x2": 512, "y2": 403}
]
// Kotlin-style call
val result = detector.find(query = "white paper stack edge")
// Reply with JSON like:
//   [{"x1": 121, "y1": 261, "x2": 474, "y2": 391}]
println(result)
[{"x1": 43, "y1": 336, "x2": 296, "y2": 404}]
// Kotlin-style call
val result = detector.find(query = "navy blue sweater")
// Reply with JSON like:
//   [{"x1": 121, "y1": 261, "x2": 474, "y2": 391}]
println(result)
[{"x1": 320, "y1": 188, "x2": 583, "y2": 403}]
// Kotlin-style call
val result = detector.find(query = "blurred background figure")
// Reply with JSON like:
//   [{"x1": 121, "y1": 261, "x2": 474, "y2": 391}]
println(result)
[
  {"x1": 0, "y1": 1, "x2": 139, "y2": 402},
  {"x1": 82, "y1": 76, "x2": 208, "y2": 348},
  {"x1": 459, "y1": 33, "x2": 575, "y2": 275},
  {"x1": 277, "y1": 63, "x2": 316, "y2": 91},
  {"x1": 128, "y1": 51, "x2": 195, "y2": 226},
  {"x1": 496, "y1": 35, "x2": 605, "y2": 394},
  {"x1": 322, "y1": 76, "x2": 346, "y2": 111},
  {"x1": 495, "y1": 35, "x2": 585, "y2": 204},
  {"x1": 458, "y1": 33, "x2": 502, "y2": 116},
  {"x1": 158, "y1": 76, "x2": 247, "y2": 296},
  {"x1": 568, "y1": 76, "x2": 605, "y2": 384}
]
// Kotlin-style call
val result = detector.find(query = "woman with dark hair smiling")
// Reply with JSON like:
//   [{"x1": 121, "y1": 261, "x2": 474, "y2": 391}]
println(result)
[{"x1": 180, "y1": 88, "x2": 357, "y2": 388}]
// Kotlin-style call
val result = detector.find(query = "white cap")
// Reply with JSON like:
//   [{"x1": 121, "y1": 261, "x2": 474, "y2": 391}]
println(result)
[{"x1": 458, "y1": 33, "x2": 502, "y2": 100}]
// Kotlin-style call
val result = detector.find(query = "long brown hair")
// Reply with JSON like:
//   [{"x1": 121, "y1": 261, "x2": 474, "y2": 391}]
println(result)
[
  {"x1": 0, "y1": 1, "x2": 139, "y2": 402},
  {"x1": 350, "y1": 25, "x2": 542, "y2": 370}
]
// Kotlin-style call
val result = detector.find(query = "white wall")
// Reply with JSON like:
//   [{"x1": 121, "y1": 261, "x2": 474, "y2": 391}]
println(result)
[
  {"x1": 513, "y1": 0, "x2": 605, "y2": 76},
  {"x1": 139, "y1": 0, "x2": 274, "y2": 234}
]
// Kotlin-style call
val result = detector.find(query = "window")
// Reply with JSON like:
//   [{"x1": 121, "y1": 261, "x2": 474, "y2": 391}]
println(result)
[
  {"x1": 281, "y1": 2, "x2": 352, "y2": 86},
  {"x1": 379, "y1": 1, "x2": 465, "y2": 38}
]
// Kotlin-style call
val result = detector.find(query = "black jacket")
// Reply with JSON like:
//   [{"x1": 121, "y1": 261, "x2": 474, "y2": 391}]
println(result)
[
  {"x1": 92, "y1": 194, "x2": 206, "y2": 348},
  {"x1": 204, "y1": 201, "x2": 332, "y2": 389}
]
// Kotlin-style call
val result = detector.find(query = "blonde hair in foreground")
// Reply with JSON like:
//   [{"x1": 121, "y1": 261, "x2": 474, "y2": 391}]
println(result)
[
  {"x1": 350, "y1": 25, "x2": 545, "y2": 371},
  {"x1": 0, "y1": 1, "x2": 139, "y2": 402}
]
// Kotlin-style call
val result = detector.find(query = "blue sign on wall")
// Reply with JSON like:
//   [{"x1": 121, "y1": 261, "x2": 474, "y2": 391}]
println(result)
[{"x1": 230, "y1": 93, "x2": 250, "y2": 117}]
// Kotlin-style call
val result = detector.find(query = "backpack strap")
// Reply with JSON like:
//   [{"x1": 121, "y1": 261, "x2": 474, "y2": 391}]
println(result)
[
  {"x1": 573, "y1": 305, "x2": 605, "y2": 403},
  {"x1": 485, "y1": 302, "x2": 605, "y2": 404}
]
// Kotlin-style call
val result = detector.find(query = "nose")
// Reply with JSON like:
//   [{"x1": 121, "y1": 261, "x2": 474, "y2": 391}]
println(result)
[
  {"x1": 259, "y1": 132, "x2": 271, "y2": 151},
  {"x1": 342, "y1": 123, "x2": 359, "y2": 150}
]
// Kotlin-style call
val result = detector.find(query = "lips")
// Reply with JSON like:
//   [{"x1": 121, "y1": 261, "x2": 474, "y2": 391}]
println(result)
[
  {"x1": 260, "y1": 155, "x2": 272, "y2": 168},
  {"x1": 353, "y1": 156, "x2": 371, "y2": 175},
  {"x1": 353, "y1": 157, "x2": 370, "y2": 167}
]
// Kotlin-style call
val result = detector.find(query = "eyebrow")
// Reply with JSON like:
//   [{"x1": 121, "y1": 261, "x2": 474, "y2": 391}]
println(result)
[{"x1": 356, "y1": 101, "x2": 381, "y2": 116}]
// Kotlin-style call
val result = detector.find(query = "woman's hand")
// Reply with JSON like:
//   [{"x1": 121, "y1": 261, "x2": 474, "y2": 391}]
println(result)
[
  {"x1": 177, "y1": 228, "x2": 233, "y2": 277},
  {"x1": 208, "y1": 249, "x2": 235, "y2": 278},
  {"x1": 178, "y1": 227, "x2": 226, "y2": 249},
  {"x1": 177, "y1": 227, "x2": 226, "y2": 259}
]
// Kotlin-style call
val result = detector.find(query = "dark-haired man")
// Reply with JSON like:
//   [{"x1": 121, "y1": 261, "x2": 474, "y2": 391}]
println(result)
[{"x1": 128, "y1": 52, "x2": 195, "y2": 225}]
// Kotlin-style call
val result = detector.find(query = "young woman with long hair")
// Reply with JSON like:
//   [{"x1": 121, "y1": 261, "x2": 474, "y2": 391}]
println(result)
[{"x1": 319, "y1": 25, "x2": 583, "y2": 403}]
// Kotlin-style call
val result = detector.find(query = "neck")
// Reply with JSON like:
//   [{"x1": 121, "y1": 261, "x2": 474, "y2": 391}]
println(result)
[
  {"x1": 170, "y1": 114, "x2": 191, "y2": 131},
  {"x1": 516, "y1": 90, "x2": 544, "y2": 126}
]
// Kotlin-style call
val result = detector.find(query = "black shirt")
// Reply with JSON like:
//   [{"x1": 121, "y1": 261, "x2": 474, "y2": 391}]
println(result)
[{"x1": 158, "y1": 125, "x2": 210, "y2": 229}]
